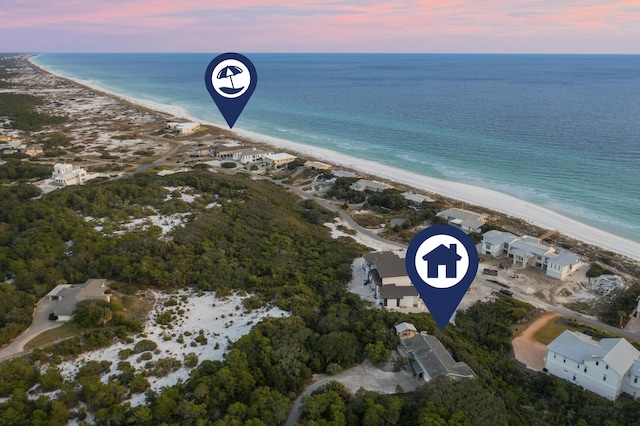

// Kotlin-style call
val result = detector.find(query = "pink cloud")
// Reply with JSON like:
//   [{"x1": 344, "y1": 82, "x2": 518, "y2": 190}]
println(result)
[{"x1": 0, "y1": 0, "x2": 638, "y2": 52}]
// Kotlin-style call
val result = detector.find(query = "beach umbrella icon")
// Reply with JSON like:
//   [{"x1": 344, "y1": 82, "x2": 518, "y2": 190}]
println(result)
[{"x1": 216, "y1": 65, "x2": 244, "y2": 95}]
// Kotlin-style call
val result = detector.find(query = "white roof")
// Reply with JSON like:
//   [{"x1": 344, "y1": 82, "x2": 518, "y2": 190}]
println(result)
[
  {"x1": 395, "y1": 322, "x2": 418, "y2": 334},
  {"x1": 510, "y1": 236, "x2": 553, "y2": 257},
  {"x1": 547, "y1": 330, "x2": 640, "y2": 376},
  {"x1": 437, "y1": 208, "x2": 485, "y2": 222},
  {"x1": 333, "y1": 170, "x2": 356, "y2": 178},
  {"x1": 547, "y1": 252, "x2": 580, "y2": 266},
  {"x1": 265, "y1": 153, "x2": 296, "y2": 161},
  {"x1": 176, "y1": 122, "x2": 199, "y2": 129},
  {"x1": 482, "y1": 230, "x2": 518, "y2": 246},
  {"x1": 304, "y1": 161, "x2": 331, "y2": 170},
  {"x1": 401, "y1": 192, "x2": 434, "y2": 203}
]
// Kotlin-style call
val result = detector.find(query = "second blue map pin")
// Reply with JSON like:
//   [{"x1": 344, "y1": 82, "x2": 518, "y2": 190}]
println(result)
[{"x1": 205, "y1": 52, "x2": 257, "y2": 129}]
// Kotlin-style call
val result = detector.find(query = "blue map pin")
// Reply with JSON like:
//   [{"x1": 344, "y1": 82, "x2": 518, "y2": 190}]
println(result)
[
  {"x1": 205, "y1": 52, "x2": 257, "y2": 128},
  {"x1": 406, "y1": 224, "x2": 479, "y2": 330}
]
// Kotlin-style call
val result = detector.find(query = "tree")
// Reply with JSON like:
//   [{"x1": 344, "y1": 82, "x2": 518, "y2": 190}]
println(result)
[{"x1": 73, "y1": 299, "x2": 113, "y2": 328}]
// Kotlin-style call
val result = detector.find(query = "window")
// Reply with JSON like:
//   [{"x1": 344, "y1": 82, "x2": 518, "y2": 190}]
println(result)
[
  {"x1": 605, "y1": 365, "x2": 609, "y2": 370},
  {"x1": 563, "y1": 358, "x2": 566, "y2": 363},
  {"x1": 634, "y1": 377, "x2": 638, "y2": 384},
  {"x1": 603, "y1": 375, "x2": 607, "y2": 381},
  {"x1": 573, "y1": 375, "x2": 576, "y2": 382},
  {"x1": 553, "y1": 354, "x2": 556, "y2": 359},
  {"x1": 584, "y1": 367, "x2": 587, "y2": 373},
  {"x1": 596, "y1": 361, "x2": 599, "y2": 366}
]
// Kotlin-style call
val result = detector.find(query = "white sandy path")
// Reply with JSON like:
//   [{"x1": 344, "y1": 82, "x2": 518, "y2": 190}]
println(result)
[{"x1": 32, "y1": 57, "x2": 640, "y2": 261}]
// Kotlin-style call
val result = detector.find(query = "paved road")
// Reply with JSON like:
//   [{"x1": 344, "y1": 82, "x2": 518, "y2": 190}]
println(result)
[
  {"x1": 286, "y1": 185, "x2": 405, "y2": 250},
  {"x1": 0, "y1": 298, "x2": 63, "y2": 361}
]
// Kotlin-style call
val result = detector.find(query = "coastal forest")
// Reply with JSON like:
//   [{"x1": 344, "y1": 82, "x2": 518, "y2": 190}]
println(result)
[{"x1": 1, "y1": 171, "x2": 640, "y2": 425}]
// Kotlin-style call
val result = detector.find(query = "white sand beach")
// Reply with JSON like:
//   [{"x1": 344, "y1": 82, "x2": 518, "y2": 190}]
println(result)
[{"x1": 31, "y1": 57, "x2": 640, "y2": 262}]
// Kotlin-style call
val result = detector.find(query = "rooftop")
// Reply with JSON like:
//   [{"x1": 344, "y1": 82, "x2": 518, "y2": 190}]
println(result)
[
  {"x1": 401, "y1": 330, "x2": 476, "y2": 380},
  {"x1": 364, "y1": 252, "x2": 407, "y2": 278},
  {"x1": 547, "y1": 330, "x2": 640, "y2": 376}
]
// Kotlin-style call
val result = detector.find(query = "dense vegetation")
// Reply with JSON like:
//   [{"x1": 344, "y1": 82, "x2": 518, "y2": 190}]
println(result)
[
  {"x1": 0, "y1": 283, "x2": 35, "y2": 345},
  {"x1": 0, "y1": 92, "x2": 66, "y2": 131},
  {"x1": 0, "y1": 158, "x2": 52, "y2": 183}
]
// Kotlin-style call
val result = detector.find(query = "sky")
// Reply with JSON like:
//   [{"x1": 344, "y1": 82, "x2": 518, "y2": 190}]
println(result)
[{"x1": 1, "y1": 0, "x2": 639, "y2": 53}]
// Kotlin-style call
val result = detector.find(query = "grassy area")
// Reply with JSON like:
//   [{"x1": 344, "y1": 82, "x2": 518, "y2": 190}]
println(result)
[
  {"x1": 24, "y1": 322, "x2": 81, "y2": 350},
  {"x1": 534, "y1": 316, "x2": 625, "y2": 346}
]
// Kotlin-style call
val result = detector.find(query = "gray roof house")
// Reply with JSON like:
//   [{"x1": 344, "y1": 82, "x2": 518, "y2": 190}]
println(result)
[
  {"x1": 363, "y1": 252, "x2": 423, "y2": 310},
  {"x1": 436, "y1": 208, "x2": 487, "y2": 233},
  {"x1": 46, "y1": 279, "x2": 111, "y2": 318},
  {"x1": 396, "y1": 322, "x2": 476, "y2": 382}
]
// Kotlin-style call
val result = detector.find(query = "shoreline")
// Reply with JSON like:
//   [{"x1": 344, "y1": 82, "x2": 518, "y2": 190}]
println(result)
[{"x1": 29, "y1": 56, "x2": 640, "y2": 261}]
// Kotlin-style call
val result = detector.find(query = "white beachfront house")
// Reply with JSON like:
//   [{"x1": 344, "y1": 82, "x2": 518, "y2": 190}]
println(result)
[
  {"x1": 264, "y1": 153, "x2": 297, "y2": 168},
  {"x1": 166, "y1": 122, "x2": 200, "y2": 135},
  {"x1": 544, "y1": 330, "x2": 640, "y2": 400},
  {"x1": 402, "y1": 192, "x2": 434, "y2": 204},
  {"x1": 232, "y1": 149, "x2": 274, "y2": 164},
  {"x1": 52, "y1": 163, "x2": 90, "y2": 187},
  {"x1": 437, "y1": 208, "x2": 487, "y2": 233},
  {"x1": 481, "y1": 230, "x2": 582, "y2": 280},
  {"x1": 363, "y1": 252, "x2": 423, "y2": 309},
  {"x1": 350, "y1": 179, "x2": 392, "y2": 193},
  {"x1": 304, "y1": 161, "x2": 332, "y2": 171}
]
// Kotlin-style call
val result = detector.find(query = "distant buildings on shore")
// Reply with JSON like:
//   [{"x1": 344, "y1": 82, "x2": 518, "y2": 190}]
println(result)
[
  {"x1": 167, "y1": 122, "x2": 200, "y2": 135},
  {"x1": 437, "y1": 208, "x2": 487, "y2": 233},
  {"x1": 52, "y1": 163, "x2": 91, "y2": 187}
]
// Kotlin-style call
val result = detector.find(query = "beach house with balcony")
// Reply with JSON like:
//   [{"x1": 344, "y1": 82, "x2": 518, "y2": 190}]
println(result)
[
  {"x1": 544, "y1": 330, "x2": 640, "y2": 400},
  {"x1": 481, "y1": 230, "x2": 581, "y2": 280},
  {"x1": 52, "y1": 163, "x2": 91, "y2": 187},
  {"x1": 364, "y1": 252, "x2": 422, "y2": 309}
]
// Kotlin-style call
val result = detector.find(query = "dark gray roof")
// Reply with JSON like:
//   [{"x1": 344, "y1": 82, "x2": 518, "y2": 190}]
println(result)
[
  {"x1": 380, "y1": 285, "x2": 418, "y2": 299},
  {"x1": 402, "y1": 333, "x2": 476, "y2": 380},
  {"x1": 364, "y1": 252, "x2": 407, "y2": 278}
]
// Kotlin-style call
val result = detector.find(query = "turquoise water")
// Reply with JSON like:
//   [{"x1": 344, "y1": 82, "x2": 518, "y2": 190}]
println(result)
[{"x1": 33, "y1": 53, "x2": 640, "y2": 242}]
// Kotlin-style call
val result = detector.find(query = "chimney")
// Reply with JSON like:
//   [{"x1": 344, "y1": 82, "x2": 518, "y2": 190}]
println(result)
[{"x1": 450, "y1": 244, "x2": 457, "y2": 252}]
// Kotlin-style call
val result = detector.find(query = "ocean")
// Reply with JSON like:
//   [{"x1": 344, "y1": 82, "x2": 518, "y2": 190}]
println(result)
[{"x1": 32, "y1": 53, "x2": 640, "y2": 243}]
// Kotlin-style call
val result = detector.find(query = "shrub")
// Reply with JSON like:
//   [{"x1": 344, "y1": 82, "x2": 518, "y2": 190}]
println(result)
[
  {"x1": 221, "y1": 162, "x2": 237, "y2": 169},
  {"x1": 133, "y1": 339, "x2": 157, "y2": 354}
]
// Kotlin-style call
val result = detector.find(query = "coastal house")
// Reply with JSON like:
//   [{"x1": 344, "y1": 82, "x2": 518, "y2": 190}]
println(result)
[
  {"x1": 46, "y1": 279, "x2": 111, "y2": 322},
  {"x1": 232, "y1": 148, "x2": 275, "y2": 164},
  {"x1": 167, "y1": 122, "x2": 200, "y2": 135},
  {"x1": 333, "y1": 170, "x2": 357, "y2": 178},
  {"x1": 24, "y1": 144, "x2": 43, "y2": 157},
  {"x1": 264, "y1": 152, "x2": 297, "y2": 167},
  {"x1": 402, "y1": 192, "x2": 434, "y2": 204},
  {"x1": 481, "y1": 230, "x2": 582, "y2": 280},
  {"x1": 52, "y1": 163, "x2": 90, "y2": 187},
  {"x1": 350, "y1": 179, "x2": 392, "y2": 193},
  {"x1": 304, "y1": 161, "x2": 332, "y2": 171},
  {"x1": 190, "y1": 146, "x2": 213, "y2": 157},
  {"x1": 544, "y1": 330, "x2": 640, "y2": 400},
  {"x1": 211, "y1": 145, "x2": 252, "y2": 159},
  {"x1": 363, "y1": 252, "x2": 422, "y2": 309},
  {"x1": 436, "y1": 208, "x2": 487, "y2": 233},
  {"x1": 396, "y1": 322, "x2": 476, "y2": 382}
]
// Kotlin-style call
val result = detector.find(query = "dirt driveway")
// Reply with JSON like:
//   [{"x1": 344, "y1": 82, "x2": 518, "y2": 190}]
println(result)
[
  {"x1": 285, "y1": 361, "x2": 420, "y2": 426},
  {"x1": 512, "y1": 310, "x2": 558, "y2": 371}
]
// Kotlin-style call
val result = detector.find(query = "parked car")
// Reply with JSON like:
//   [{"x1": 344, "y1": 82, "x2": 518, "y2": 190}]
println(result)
[{"x1": 499, "y1": 288, "x2": 514, "y2": 297}]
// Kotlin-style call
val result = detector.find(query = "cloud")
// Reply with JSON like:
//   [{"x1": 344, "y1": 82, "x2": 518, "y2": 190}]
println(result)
[{"x1": 0, "y1": 0, "x2": 638, "y2": 52}]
